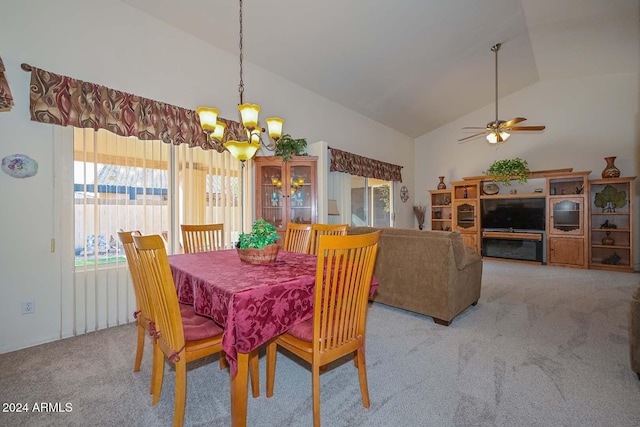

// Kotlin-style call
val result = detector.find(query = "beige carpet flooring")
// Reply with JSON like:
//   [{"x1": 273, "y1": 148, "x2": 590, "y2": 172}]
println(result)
[{"x1": 1, "y1": 260, "x2": 639, "y2": 426}]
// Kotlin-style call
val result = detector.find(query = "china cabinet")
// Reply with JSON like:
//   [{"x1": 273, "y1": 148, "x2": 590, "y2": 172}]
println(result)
[{"x1": 254, "y1": 156, "x2": 318, "y2": 242}]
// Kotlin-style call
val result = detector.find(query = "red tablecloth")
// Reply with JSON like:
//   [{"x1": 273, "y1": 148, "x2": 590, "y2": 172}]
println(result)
[{"x1": 169, "y1": 249, "x2": 377, "y2": 375}]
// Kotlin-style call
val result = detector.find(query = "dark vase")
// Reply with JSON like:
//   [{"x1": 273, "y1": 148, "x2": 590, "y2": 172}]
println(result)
[
  {"x1": 437, "y1": 176, "x2": 446, "y2": 190},
  {"x1": 601, "y1": 156, "x2": 621, "y2": 179}
]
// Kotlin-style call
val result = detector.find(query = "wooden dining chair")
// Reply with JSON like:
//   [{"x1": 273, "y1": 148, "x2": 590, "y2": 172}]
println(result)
[
  {"x1": 283, "y1": 223, "x2": 312, "y2": 254},
  {"x1": 117, "y1": 229, "x2": 157, "y2": 394},
  {"x1": 308, "y1": 223, "x2": 349, "y2": 255},
  {"x1": 181, "y1": 223, "x2": 225, "y2": 253},
  {"x1": 266, "y1": 231, "x2": 381, "y2": 427},
  {"x1": 133, "y1": 233, "x2": 257, "y2": 427}
]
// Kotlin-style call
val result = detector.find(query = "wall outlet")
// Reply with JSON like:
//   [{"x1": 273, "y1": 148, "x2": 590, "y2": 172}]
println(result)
[{"x1": 22, "y1": 300, "x2": 35, "y2": 314}]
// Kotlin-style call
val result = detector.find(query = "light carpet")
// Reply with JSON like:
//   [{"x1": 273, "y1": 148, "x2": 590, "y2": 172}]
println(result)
[{"x1": 1, "y1": 260, "x2": 639, "y2": 426}]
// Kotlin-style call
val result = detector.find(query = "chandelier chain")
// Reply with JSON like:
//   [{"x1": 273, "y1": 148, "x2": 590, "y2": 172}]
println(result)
[{"x1": 238, "y1": 0, "x2": 244, "y2": 104}]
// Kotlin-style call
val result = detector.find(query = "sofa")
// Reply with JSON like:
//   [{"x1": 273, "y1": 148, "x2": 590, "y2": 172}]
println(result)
[
  {"x1": 630, "y1": 283, "x2": 640, "y2": 380},
  {"x1": 348, "y1": 226, "x2": 482, "y2": 325}
]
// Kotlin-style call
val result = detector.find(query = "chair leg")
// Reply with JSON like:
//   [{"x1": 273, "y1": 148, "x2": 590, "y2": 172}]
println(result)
[
  {"x1": 174, "y1": 360, "x2": 187, "y2": 427},
  {"x1": 219, "y1": 351, "x2": 228, "y2": 370},
  {"x1": 134, "y1": 322, "x2": 144, "y2": 373},
  {"x1": 151, "y1": 346, "x2": 165, "y2": 405},
  {"x1": 355, "y1": 348, "x2": 370, "y2": 408},
  {"x1": 312, "y1": 363, "x2": 321, "y2": 427},
  {"x1": 249, "y1": 349, "x2": 260, "y2": 398},
  {"x1": 149, "y1": 338, "x2": 158, "y2": 395},
  {"x1": 266, "y1": 341, "x2": 277, "y2": 397}
]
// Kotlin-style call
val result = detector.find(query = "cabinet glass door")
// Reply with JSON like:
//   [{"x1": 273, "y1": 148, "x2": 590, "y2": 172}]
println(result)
[
  {"x1": 289, "y1": 164, "x2": 313, "y2": 224},
  {"x1": 259, "y1": 164, "x2": 284, "y2": 230},
  {"x1": 455, "y1": 201, "x2": 477, "y2": 231},
  {"x1": 549, "y1": 198, "x2": 583, "y2": 235}
]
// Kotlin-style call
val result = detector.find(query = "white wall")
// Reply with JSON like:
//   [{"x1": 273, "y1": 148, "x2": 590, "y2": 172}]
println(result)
[
  {"x1": 415, "y1": 72, "x2": 640, "y2": 269},
  {"x1": 0, "y1": 0, "x2": 414, "y2": 353}
]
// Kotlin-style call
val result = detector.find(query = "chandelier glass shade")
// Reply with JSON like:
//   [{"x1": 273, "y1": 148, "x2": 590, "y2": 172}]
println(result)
[{"x1": 197, "y1": 0, "x2": 283, "y2": 161}]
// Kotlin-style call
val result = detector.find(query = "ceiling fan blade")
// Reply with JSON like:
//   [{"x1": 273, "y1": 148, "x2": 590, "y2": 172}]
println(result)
[
  {"x1": 501, "y1": 117, "x2": 527, "y2": 128},
  {"x1": 510, "y1": 125, "x2": 546, "y2": 131},
  {"x1": 462, "y1": 126, "x2": 488, "y2": 130},
  {"x1": 458, "y1": 132, "x2": 486, "y2": 142}
]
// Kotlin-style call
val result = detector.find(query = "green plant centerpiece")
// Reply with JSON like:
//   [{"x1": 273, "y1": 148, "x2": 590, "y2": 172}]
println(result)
[
  {"x1": 274, "y1": 134, "x2": 308, "y2": 162},
  {"x1": 237, "y1": 218, "x2": 281, "y2": 264},
  {"x1": 594, "y1": 184, "x2": 627, "y2": 213},
  {"x1": 483, "y1": 158, "x2": 530, "y2": 186}
]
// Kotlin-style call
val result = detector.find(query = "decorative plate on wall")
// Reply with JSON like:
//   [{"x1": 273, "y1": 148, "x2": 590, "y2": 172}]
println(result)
[
  {"x1": 483, "y1": 183, "x2": 499, "y2": 195},
  {"x1": 400, "y1": 186, "x2": 409, "y2": 202},
  {"x1": 1, "y1": 153, "x2": 38, "y2": 178}
]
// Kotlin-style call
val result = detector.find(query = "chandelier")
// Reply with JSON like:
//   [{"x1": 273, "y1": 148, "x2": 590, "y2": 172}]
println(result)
[{"x1": 197, "y1": 0, "x2": 284, "y2": 161}]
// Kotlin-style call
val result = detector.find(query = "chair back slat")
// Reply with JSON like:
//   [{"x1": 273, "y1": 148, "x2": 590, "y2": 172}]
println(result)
[
  {"x1": 133, "y1": 234, "x2": 185, "y2": 355},
  {"x1": 314, "y1": 231, "x2": 380, "y2": 355},
  {"x1": 117, "y1": 230, "x2": 154, "y2": 322},
  {"x1": 181, "y1": 223, "x2": 225, "y2": 253},
  {"x1": 309, "y1": 223, "x2": 349, "y2": 255},
  {"x1": 283, "y1": 223, "x2": 312, "y2": 253}
]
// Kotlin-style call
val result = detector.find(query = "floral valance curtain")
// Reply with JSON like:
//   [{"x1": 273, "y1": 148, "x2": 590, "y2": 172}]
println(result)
[
  {"x1": 0, "y1": 56, "x2": 14, "y2": 112},
  {"x1": 329, "y1": 147, "x2": 403, "y2": 182},
  {"x1": 25, "y1": 64, "x2": 242, "y2": 150}
]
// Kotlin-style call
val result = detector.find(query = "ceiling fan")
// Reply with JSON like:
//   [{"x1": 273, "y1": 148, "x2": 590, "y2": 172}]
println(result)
[{"x1": 459, "y1": 43, "x2": 545, "y2": 144}]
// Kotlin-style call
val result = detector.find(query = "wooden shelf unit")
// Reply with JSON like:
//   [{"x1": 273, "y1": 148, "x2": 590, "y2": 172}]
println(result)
[
  {"x1": 588, "y1": 177, "x2": 636, "y2": 272},
  {"x1": 445, "y1": 168, "x2": 637, "y2": 272},
  {"x1": 428, "y1": 189, "x2": 453, "y2": 232},
  {"x1": 545, "y1": 172, "x2": 590, "y2": 268},
  {"x1": 451, "y1": 179, "x2": 480, "y2": 252}
]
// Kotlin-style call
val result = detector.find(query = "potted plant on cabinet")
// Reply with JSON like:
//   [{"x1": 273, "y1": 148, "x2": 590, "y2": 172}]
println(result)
[
  {"x1": 274, "y1": 134, "x2": 308, "y2": 162},
  {"x1": 236, "y1": 218, "x2": 281, "y2": 264},
  {"x1": 483, "y1": 157, "x2": 530, "y2": 186}
]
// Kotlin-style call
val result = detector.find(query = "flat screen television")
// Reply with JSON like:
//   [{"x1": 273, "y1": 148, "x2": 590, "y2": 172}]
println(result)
[{"x1": 481, "y1": 197, "x2": 546, "y2": 232}]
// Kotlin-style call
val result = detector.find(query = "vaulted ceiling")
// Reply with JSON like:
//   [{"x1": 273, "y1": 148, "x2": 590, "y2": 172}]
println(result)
[{"x1": 120, "y1": 0, "x2": 639, "y2": 139}]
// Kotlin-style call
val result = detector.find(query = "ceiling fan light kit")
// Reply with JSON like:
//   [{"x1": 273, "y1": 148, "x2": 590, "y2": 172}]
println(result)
[{"x1": 459, "y1": 43, "x2": 546, "y2": 144}]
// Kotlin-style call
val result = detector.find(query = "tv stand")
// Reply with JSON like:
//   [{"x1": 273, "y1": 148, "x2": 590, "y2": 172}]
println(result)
[{"x1": 481, "y1": 230, "x2": 545, "y2": 264}]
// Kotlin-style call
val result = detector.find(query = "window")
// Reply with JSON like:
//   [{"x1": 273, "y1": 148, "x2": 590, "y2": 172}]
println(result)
[
  {"x1": 72, "y1": 128, "x2": 242, "y2": 266},
  {"x1": 67, "y1": 128, "x2": 243, "y2": 333},
  {"x1": 73, "y1": 129, "x2": 170, "y2": 267}
]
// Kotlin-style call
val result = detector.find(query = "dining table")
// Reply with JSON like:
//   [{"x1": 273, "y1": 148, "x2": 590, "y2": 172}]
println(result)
[{"x1": 168, "y1": 248, "x2": 379, "y2": 427}]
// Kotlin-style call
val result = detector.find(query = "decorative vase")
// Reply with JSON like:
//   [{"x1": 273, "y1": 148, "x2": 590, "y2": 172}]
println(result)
[
  {"x1": 601, "y1": 156, "x2": 621, "y2": 179},
  {"x1": 601, "y1": 231, "x2": 615, "y2": 246},
  {"x1": 237, "y1": 243, "x2": 280, "y2": 265},
  {"x1": 437, "y1": 176, "x2": 446, "y2": 190}
]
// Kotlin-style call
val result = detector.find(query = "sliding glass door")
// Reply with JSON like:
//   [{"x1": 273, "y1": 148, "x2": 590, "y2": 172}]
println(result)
[{"x1": 350, "y1": 176, "x2": 392, "y2": 227}]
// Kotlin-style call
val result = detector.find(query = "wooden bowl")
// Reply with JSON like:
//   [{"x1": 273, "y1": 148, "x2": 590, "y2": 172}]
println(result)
[{"x1": 236, "y1": 243, "x2": 280, "y2": 265}]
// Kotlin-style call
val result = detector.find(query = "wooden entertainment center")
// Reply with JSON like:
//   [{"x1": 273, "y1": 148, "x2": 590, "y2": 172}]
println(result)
[{"x1": 429, "y1": 169, "x2": 636, "y2": 272}]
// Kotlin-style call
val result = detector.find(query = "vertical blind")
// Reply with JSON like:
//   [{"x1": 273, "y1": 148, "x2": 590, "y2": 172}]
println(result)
[{"x1": 71, "y1": 128, "x2": 242, "y2": 334}]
